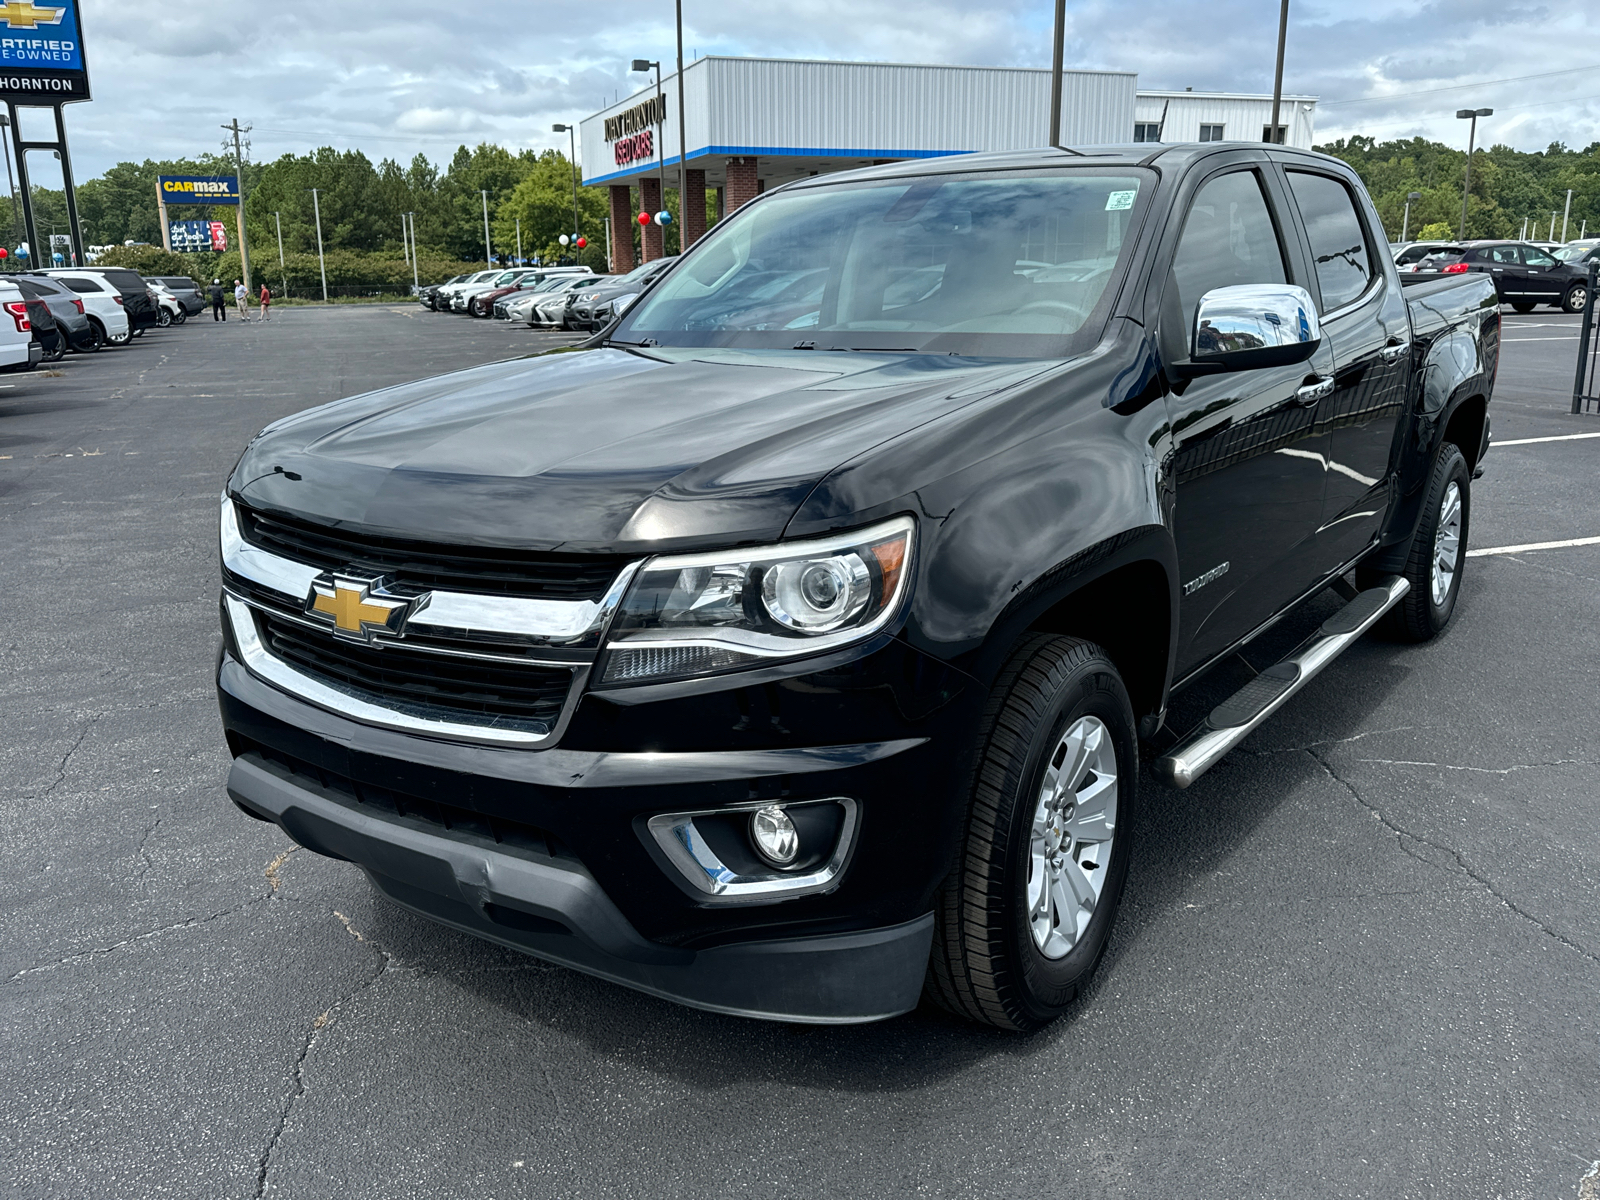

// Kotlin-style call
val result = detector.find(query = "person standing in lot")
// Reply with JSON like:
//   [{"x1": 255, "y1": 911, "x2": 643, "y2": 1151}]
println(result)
[
  {"x1": 258, "y1": 281, "x2": 271, "y2": 322},
  {"x1": 234, "y1": 279, "x2": 250, "y2": 322},
  {"x1": 208, "y1": 278, "x2": 226, "y2": 321}
]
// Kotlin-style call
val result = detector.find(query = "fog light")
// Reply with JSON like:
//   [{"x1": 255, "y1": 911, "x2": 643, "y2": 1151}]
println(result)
[{"x1": 750, "y1": 804, "x2": 799, "y2": 867}]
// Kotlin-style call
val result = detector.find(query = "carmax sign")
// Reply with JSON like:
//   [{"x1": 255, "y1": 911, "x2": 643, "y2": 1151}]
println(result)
[{"x1": 158, "y1": 175, "x2": 240, "y2": 206}]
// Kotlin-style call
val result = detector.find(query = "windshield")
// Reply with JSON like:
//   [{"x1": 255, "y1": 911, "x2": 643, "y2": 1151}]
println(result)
[
  {"x1": 615, "y1": 169, "x2": 1149, "y2": 356},
  {"x1": 1555, "y1": 243, "x2": 1597, "y2": 262}
]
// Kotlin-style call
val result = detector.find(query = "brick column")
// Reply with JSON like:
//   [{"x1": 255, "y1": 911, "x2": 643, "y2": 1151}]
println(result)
[
  {"x1": 640, "y1": 175, "x2": 663, "y2": 262},
  {"x1": 682, "y1": 168, "x2": 707, "y2": 249},
  {"x1": 608, "y1": 185, "x2": 636, "y2": 275},
  {"x1": 725, "y1": 157, "x2": 758, "y2": 212}
]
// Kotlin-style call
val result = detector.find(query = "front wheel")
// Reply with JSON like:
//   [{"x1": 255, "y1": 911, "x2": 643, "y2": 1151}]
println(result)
[
  {"x1": 1510, "y1": 301, "x2": 1536, "y2": 314},
  {"x1": 927, "y1": 634, "x2": 1138, "y2": 1031},
  {"x1": 1562, "y1": 283, "x2": 1589, "y2": 314},
  {"x1": 157, "y1": 309, "x2": 172, "y2": 327}
]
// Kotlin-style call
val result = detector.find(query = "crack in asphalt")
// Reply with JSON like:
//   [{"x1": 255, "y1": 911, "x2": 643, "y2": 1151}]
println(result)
[
  {"x1": 255, "y1": 909, "x2": 407, "y2": 1198},
  {"x1": 0, "y1": 897, "x2": 270, "y2": 986},
  {"x1": 1355, "y1": 757, "x2": 1600, "y2": 776},
  {"x1": 1308, "y1": 748, "x2": 1600, "y2": 968},
  {"x1": 133, "y1": 808, "x2": 162, "y2": 885},
  {"x1": 22, "y1": 714, "x2": 101, "y2": 801}
]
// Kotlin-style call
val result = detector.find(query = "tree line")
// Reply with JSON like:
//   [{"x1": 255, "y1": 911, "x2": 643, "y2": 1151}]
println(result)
[{"x1": 1316, "y1": 135, "x2": 1600, "y2": 242}]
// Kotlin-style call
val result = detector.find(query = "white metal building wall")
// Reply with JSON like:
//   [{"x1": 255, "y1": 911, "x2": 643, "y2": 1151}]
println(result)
[
  {"x1": 1133, "y1": 92, "x2": 1318, "y2": 148},
  {"x1": 581, "y1": 57, "x2": 1137, "y2": 188}
]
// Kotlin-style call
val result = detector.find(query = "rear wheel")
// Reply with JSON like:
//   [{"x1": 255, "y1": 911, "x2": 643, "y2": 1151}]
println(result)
[
  {"x1": 1373, "y1": 442, "x2": 1470, "y2": 642},
  {"x1": 1562, "y1": 283, "x2": 1589, "y2": 314},
  {"x1": 42, "y1": 335, "x2": 64, "y2": 362},
  {"x1": 157, "y1": 308, "x2": 172, "y2": 327},
  {"x1": 79, "y1": 319, "x2": 106, "y2": 351},
  {"x1": 927, "y1": 634, "x2": 1137, "y2": 1031}
]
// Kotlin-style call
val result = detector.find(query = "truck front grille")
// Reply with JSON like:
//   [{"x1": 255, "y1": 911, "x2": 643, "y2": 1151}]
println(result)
[
  {"x1": 237, "y1": 503, "x2": 628, "y2": 601},
  {"x1": 257, "y1": 611, "x2": 573, "y2": 728}
]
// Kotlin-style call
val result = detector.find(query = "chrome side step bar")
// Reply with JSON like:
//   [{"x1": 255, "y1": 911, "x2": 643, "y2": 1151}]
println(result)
[{"x1": 1154, "y1": 575, "x2": 1410, "y2": 789}]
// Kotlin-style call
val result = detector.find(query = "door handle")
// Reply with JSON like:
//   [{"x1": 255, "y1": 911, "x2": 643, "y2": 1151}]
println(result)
[
  {"x1": 1295, "y1": 376, "x2": 1334, "y2": 406},
  {"x1": 1491, "y1": 267, "x2": 1504, "y2": 273},
  {"x1": 1379, "y1": 339, "x2": 1411, "y2": 363}
]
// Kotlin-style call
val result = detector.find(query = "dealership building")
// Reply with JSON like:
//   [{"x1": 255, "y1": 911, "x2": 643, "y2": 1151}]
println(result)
[{"x1": 578, "y1": 56, "x2": 1318, "y2": 271}]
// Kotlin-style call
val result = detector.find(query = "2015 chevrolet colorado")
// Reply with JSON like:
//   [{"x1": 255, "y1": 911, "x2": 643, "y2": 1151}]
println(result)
[{"x1": 218, "y1": 143, "x2": 1498, "y2": 1030}]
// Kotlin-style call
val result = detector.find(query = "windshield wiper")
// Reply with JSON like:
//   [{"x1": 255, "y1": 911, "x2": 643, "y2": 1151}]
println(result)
[{"x1": 609, "y1": 337, "x2": 659, "y2": 348}]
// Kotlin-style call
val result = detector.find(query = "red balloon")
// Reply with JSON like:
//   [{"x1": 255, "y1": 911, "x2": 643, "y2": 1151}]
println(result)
[
  {"x1": 0, "y1": 248, "x2": 8, "y2": 259},
  {"x1": 576, "y1": 236, "x2": 587, "y2": 249},
  {"x1": 637, "y1": 211, "x2": 651, "y2": 226}
]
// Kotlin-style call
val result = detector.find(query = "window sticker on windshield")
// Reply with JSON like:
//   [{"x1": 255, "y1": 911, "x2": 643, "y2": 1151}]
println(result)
[{"x1": 1105, "y1": 190, "x2": 1137, "y2": 211}]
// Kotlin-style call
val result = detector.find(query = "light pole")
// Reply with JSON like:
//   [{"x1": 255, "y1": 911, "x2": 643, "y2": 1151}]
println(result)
[
  {"x1": 407, "y1": 212, "x2": 419, "y2": 292},
  {"x1": 632, "y1": 59, "x2": 665, "y2": 246},
  {"x1": 480, "y1": 189, "x2": 492, "y2": 265},
  {"x1": 1561, "y1": 188, "x2": 1572, "y2": 242},
  {"x1": 1268, "y1": 0, "x2": 1289, "y2": 145},
  {"x1": 515, "y1": 216, "x2": 522, "y2": 265},
  {"x1": 1401, "y1": 190, "x2": 1421, "y2": 242},
  {"x1": 552, "y1": 122, "x2": 581, "y2": 249},
  {"x1": 0, "y1": 114, "x2": 18, "y2": 250},
  {"x1": 1455, "y1": 107, "x2": 1491, "y2": 240},
  {"x1": 1548, "y1": 211, "x2": 1557, "y2": 241},
  {"x1": 1047, "y1": 0, "x2": 1065, "y2": 147},
  {"x1": 674, "y1": 0, "x2": 689, "y2": 244},
  {"x1": 306, "y1": 187, "x2": 328, "y2": 302}
]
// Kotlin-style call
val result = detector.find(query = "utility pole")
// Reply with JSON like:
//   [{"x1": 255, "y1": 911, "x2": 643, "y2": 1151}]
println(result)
[
  {"x1": 273, "y1": 211, "x2": 286, "y2": 297},
  {"x1": 1047, "y1": 0, "x2": 1065, "y2": 147},
  {"x1": 1561, "y1": 189, "x2": 1572, "y2": 242},
  {"x1": 675, "y1": 0, "x2": 689, "y2": 243},
  {"x1": 1455, "y1": 108, "x2": 1491, "y2": 240},
  {"x1": 222, "y1": 118, "x2": 253, "y2": 291},
  {"x1": 307, "y1": 187, "x2": 328, "y2": 302},
  {"x1": 1268, "y1": 0, "x2": 1289, "y2": 145},
  {"x1": 480, "y1": 189, "x2": 492, "y2": 264}
]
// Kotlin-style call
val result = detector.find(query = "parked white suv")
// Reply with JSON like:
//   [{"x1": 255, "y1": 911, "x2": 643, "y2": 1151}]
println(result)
[
  {"x1": 36, "y1": 269, "x2": 131, "y2": 345},
  {"x1": 0, "y1": 277, "x2": 42, "y2": 372}
]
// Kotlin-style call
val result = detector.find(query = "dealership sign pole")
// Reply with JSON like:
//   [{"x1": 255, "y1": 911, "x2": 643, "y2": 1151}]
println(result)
[
  {"x1": 155, "y1": 174, "x2": 239, "y2": 255},
  {"x1": 0, "y1": 0, "x2": 92, "y2": 267}
]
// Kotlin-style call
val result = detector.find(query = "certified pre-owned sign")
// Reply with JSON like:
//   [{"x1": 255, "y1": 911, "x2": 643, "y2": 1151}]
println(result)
[
  {"x1": 0, "y1": 0, "x2": 90, "y2": 103},
  {"x1": 158, "y1": 175, "x2": 241, "y2": 206}
]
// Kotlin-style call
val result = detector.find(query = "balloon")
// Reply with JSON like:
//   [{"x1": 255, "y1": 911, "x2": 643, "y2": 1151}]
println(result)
[
  {"x1": 558, "y1": 234, "x2": 570, "y2": 246},
  {"x1": 0, "y1": 248, "x2": 9, "y2": 259},
  {"x1": 654, "y1": 210, "x2": 672, "y2": 226},
  {"x1": 15, "y1": 246, "x2": 26, "y2": 257},
  {"x1": 576, "y1": 236, "x2": 587, "y2": 249},
  {"x1": 52, "y1": 252, "x2": 63, "y2": 262},
  {"x1": 637, "y1": 212, "x2": 650, "y2": 226}
]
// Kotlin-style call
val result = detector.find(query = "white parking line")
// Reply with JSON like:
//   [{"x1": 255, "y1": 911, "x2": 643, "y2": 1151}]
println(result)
[
  {"x1": 1502, "y1": 336, "x2": 1581, "y2": 341},
  {"x1": 1493, "y1": 431, "x2": 1600, "y2": 446},
  {"x1": 1466, "y1": 535, "x2": 1600, "y2": 558}
]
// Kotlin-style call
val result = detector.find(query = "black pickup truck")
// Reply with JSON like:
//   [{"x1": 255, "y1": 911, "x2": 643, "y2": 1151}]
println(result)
[{"x1": 218, "y1": 144, "x2": 1498, "y2": 1031}]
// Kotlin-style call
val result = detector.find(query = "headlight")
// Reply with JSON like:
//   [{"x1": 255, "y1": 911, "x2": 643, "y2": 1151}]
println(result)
[
  {"x1": 598, "y1": 515, "x2": 914, "y2": 685},
  {"x1": 612, "y1": 292, "x2": 640, "y2": 313}
]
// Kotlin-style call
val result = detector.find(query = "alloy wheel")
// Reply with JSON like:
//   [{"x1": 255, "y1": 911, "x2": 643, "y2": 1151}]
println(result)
[
  {"x1": 1027, "y1": 715, "x2": 1119, "y2": 959},
  {"x1": 1431, "y1": 480, "x2": 1462, "y2": 607}
]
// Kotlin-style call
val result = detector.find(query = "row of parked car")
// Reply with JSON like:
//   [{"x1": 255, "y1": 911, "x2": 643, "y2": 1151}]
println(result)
[
  {"x1": 1389, "y1": 237, "x2": 1600, "y2": 313},
  {"x1": 0, "y1": 266, "x2": 207, "y2": 370},
  {"x1": 415, "y1": 258, "x2": 679, "y2": 332}
]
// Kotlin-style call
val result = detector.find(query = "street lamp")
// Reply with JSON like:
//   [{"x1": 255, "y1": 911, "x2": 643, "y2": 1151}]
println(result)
[
  {"x1": 552, "y1": 123, "x2": 581, "y2": 256},
  {"x1": 632, "y1": 59, "x2": 667, "y2": 247},
  {"x1": 1456, "y1": 107, "x2": 1492, "y2": 240},
  {"x1": 1401, "y1": 190, "x2": 1421, "y2": 242}
]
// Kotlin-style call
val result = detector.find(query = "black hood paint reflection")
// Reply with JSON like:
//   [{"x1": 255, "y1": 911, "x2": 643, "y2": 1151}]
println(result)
[{"x1": 230, "y1": 346, "x2": 1059, "y2": 554}]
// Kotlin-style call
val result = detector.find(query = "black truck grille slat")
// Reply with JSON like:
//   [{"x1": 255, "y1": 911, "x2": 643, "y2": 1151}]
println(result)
[
  {"x1": 258, "y1": 612, "x2": 572, "y2": 725},
  {"x1": 237, "y1": 504, "x2": 626, "y2": 601}
]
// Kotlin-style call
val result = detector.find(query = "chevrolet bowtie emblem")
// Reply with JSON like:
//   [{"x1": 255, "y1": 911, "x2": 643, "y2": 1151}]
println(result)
[
  {"x1": 305, "y1": 573, "x2": 413, "y2": 642},
  {"x1": 0, "y1": 2, "x2": 66, "y2": 29}
]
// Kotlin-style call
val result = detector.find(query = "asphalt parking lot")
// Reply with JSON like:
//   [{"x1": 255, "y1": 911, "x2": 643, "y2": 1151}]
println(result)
[{"x1": 2, "y1": 304, "x2": 1597, "y2": 1199}]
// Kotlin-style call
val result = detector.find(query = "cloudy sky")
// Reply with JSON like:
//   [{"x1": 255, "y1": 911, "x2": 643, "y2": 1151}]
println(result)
[{"x1": 51, "y1": 0, "x2": 1600, "y2": 179}]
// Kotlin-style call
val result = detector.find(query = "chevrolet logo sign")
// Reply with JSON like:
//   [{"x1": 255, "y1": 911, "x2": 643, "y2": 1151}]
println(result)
[
  {"x1": 304, "y1": 573, "x2": 415, "y2": 642},
  {"x1": 0, "y1": 2, "x2": 65, "y2": 29}
]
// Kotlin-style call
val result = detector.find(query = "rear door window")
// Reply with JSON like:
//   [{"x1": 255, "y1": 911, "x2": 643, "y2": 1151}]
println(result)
[
  {"x1": 1285, "y1": 170, "x2": 1377, "y2": 310},
  {"x1": 57, "y1": 276, "x2": 105, "y2": 295}
]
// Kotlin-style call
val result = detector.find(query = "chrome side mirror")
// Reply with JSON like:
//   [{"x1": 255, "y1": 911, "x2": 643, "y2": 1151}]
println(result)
[{"x1": 1190, "y1": 284, "x2": 1321, "y2": 372}]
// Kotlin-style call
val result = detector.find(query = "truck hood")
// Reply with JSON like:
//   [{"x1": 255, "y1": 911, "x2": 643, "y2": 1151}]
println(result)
[{"x1": 231, "y1": 346, "x2": 1057, "y2": 553}]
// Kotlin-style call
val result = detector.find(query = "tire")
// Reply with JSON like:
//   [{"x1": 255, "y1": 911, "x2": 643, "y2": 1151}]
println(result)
[
  {"x1": 926, "y1": 634, "x2": 1138, "y2": 1031},
  {"x1": 81, "y1": 319, "x2": 107, "y2": 350},
  {"x1": 157, "y1": 308, "x2": 172, "y2": 327},
  {"x1": 1378, "y1": 442, "x2": 1470, "y2": 642},
  {"x1": 172, "y1": 309, "x2": 186, "y2": 326},
  {"x1": 1562, "y1": 283, "x2": 1589, "y2": 314},
  {"x1": 42, "y1": 335, "x2": 64, "y2": 362},
  {"x1": 1510, "y1": 302, "x2": 1536, "y2": 313}
]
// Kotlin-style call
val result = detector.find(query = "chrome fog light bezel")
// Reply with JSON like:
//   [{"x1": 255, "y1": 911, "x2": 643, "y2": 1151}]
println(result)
[{"x1": 644, "y1": 798, "x2": 858, "y2": 905}]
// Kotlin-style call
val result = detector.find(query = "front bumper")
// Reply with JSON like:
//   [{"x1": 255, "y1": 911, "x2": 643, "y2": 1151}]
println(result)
[
  {"x1": 217, "y1": 627, "x2": 977, "y2": 1022},
  {"x1": 228, "y1": 751, "x2": 932, "y2": 1022}
]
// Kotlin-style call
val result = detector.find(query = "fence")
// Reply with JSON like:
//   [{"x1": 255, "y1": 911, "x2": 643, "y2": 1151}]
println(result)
[{"x1": 1574, "y1": 260, "x2": 1600, "y2": 415}]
